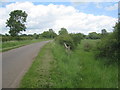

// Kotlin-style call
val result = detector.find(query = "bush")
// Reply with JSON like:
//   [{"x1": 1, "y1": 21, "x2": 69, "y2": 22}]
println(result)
[
  {"x1": 55, "y1": 34, "x2": 75, "y2": 50},
  {"x1": 2, "y1": 36, "x2": 14, "y2": 42},
  {"x1": 95, "y1": 22, "x2": 119, "y2": 64},
  {"x1": 70, "y1": 33, "x2": 83, "y2": 46},
  {"x1": 87, "y1": 32, "x2": 101, "y2": 39},
  {"x1": 96, "y1": 33, "x2": 117, "y2": 63},
  {"x1": 56, "y1": 28, "x2": 84, "y2": 50}
]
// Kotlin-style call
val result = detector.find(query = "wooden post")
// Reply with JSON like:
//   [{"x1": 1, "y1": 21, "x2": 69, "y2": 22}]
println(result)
[{"x1": 64, "y1": 42, "x2": 70, "y2": 52}]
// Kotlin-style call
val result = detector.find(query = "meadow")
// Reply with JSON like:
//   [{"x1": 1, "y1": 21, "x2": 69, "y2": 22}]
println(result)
[{"x1": 20, "y1": 39, "x2": 118, "y2": 88}]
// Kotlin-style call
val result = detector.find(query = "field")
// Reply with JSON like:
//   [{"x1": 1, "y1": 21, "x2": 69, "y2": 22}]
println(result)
[
  {"x1": 0, "y1": 39, "x2": 50, "y2": 52},
  {"x1": 20, "y1": 39, "x2": 118, "y2": 88}
]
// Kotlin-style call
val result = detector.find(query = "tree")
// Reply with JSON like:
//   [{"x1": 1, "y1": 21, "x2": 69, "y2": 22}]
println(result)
[
  {"x1": 33, "y1": 33, "x2": 39, "y2": 39},
  {"x1": 88, "y1": 32, "x2": 100, "y2": 39},
  {"x1": 101, "y1": 29, "x2": 107, "y2": 35},
  {"x1": 48, "y1": 29, "x2": 57, "y2": 38},
  {"x1": 6, "y1": 10, "x2": 28, "y2": 37},
  {"x1": 70, "y1": 33, "x2": 84, "y2": 45},
  {"x1": 41, "y1": 29, "x2": 57, "y2": 38},
  {"x1": 59, "y1": 28, "x2": 68, "y2": 35},
  {"x1": 55, "y1": 34, "x2": 75, "y2": 50},
  {"x1": 56, "y1": 28, "x2": 75, "y2": 50}
]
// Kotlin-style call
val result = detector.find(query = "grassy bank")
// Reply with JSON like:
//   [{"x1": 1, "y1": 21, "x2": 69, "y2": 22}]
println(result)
[
  {"x1": 51, "y1": 39, "x2": 118, "y2": 88},
  {"x1": 0, "y1": 39, "x2": 51, "y2": 52},
  {"x1": 20, "y1": 42, "x2": 54, "y2": 88},
  {"x1": 19, "y1": 39, "x2": 118, "y2": 88}
]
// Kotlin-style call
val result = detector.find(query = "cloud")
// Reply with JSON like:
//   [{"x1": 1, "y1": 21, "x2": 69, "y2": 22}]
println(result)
[
  {"x1": 105, "y1": 3, "x2": 118, "y2": 11},
  {"x1": 0, "y1": 2, "x2": 117, "y2": 35},
  {"x1": 70, "y1": 0, "x2": 119, "y2": 2},
  {"x1": 1, "y1": 0, "x2": 119, "y2": 2}
]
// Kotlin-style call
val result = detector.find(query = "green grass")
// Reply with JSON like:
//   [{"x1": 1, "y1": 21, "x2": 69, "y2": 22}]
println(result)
[
  {"x1": 19, "y1": 39, "x2": 118, "y2": 88},
  {"x1": 50, "y1": 39, "x2": 118, "y2": 88},
  {"x1": 19, "y1": 42, "x2": 54, "y2": 88},
  {"x1": 0, "y1": 39, "x2": 51, "y2": 52}
]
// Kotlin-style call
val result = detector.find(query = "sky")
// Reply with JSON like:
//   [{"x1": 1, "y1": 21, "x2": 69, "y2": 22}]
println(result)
[{"x1": 0, "y1": 1, "x2": 119, "y2": 35}]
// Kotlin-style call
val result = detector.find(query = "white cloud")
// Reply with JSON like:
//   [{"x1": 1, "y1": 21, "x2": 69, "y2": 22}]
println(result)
[
  {"x1": 70, "y1": 0, "x2": 119, "y2": 2},
  {"x1": 105, "y1": 3, "x2": 118, "y2": 11},
  {"x1": 0, "y1": 2, "x2": 117, "y2": 35},
  {"x1": 1, "y1": 0, "x2": 119, "y2": 2}
]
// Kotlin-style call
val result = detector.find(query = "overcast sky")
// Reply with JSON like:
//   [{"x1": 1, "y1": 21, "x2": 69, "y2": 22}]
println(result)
[{"x1": 0, "y1": 1, "x2": 118, "y2": 35}]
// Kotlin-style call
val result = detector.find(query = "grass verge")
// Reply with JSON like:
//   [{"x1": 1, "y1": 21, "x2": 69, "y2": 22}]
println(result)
[
  {"x1": 19, "y1": 39, "x2": 118, "y2": 88},
  {"x1": 50, "y1": 39, "x2": 118, "y2": 88},
  {"x1": 19, "y1": 42, "x2": 54, "y2": 88},
  {"x1": 0, "y1": 39, "x2": 51, "y2": 52}
]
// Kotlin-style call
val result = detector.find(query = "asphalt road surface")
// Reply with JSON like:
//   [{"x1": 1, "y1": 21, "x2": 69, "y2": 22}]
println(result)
[{"x1": 2, "y1": 40, "x2": 51, "y2": 88}]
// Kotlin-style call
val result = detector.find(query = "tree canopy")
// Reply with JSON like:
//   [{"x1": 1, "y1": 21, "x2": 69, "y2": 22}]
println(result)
[
  {"x1": 41, "y1": 29, "x2": 57, "y2": 38},
  {"x1": 59, "y1": 28, "x2": 68, "y2": 35},
  {"x1": 6, "y1": 10, "x2": 28, "y2": 37},
  {"x1": 88, "y1": 32, "x2": 100, "y2": 39},
  {"x1": 101, "y1": 29, "x2": 107, "y2": 35}
]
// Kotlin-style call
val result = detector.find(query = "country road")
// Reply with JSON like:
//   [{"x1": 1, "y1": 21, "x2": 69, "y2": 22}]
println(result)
[{"x1": 2, "y1": 40, "x2": 51, "y2": 88}]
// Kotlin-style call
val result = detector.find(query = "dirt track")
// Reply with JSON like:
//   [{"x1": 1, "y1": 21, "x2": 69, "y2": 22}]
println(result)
[{"x1": 2, "y1": 40, "x2": 50, "y2": 88}]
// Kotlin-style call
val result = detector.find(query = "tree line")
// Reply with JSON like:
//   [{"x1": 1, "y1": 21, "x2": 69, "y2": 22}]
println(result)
[{"x1": 1, "y1": 10, "x2": 107, "y2": 42}]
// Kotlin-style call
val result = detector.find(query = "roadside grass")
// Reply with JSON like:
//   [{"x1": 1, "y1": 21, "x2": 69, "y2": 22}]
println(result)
[
  {"x1": 19, "y1": 39, "x2": 118, "y2": 88},
  {"x1": 0, "y1": 38, "x2": 51, "y2": 52},
  {"x1": 19, "y1": 42, "x2": 54, "y2": 88},
  {"x1": 51, "y1": 39, "x2": 118, "y2": 88}
]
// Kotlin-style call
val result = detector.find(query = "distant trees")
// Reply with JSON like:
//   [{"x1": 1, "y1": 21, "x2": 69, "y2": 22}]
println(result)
[
  {"x1": 6, "y1": 10, "x2": 28, "y2": 37},
  {"x1": 87, "y1": 32, "x2": 101, "y2": 39},
  {"x1": 33, "y1": 33, "x2": 39, "y2": 39},
  {"x1": 85, "y1": 30, "x2": 108, "y2": 39},
  {"x1": 2, "y1": 34, "x2": 34, "y2": 42},
  {"x1": 41, "y1": 29, "x2": 57, "y2": 38}
]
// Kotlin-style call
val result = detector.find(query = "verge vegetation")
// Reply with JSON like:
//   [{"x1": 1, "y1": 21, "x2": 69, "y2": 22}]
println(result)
[
  {"x1": 20, "y1": 42, "x2": 54, "y2": 88},
  {"x1": 50, "y1": 40, "x2": 118, "y2": 88},
  {"x1": 20, "y1": 39, "x2": 118, "y2": 88}
]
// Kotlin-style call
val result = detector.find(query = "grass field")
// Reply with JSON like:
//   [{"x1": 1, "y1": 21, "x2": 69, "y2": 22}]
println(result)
[
  {"x1": 20, "y1": 39, "x2": 118, "y2": 88},
  {"x1": 0, "y1": 39, "x2": 51, "y2": 52}
]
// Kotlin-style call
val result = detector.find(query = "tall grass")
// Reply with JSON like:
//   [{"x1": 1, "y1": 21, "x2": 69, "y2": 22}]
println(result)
[
  {"x1": 51, "y1": 39, "x2": 118, "y2": 88},
  {"x1": 19, "y1": 39, "x2": 118, "y2": 88}
]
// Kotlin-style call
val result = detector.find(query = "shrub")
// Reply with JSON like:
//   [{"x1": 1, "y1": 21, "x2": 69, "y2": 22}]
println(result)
[
  {"x1": 70, "y1": 33, "x2": 83, "y2": 46},
  {"x1": 95, "y1": 22, "x2": 119, "y2": 64},
  {"x1": 55, "y1": 34, "x2": 75, "y2": 50},
  {"x1": 2, "y1": 36, "x2": 14, "y2": 42},
  {"x1": 96, "y1": 33, "x2": 117, "y2": 63}
]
